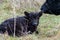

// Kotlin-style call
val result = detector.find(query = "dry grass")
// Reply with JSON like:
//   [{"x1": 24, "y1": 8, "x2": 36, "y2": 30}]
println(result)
[{"x1": 0, "y1": 0, "x2": 60, "y2": 40}]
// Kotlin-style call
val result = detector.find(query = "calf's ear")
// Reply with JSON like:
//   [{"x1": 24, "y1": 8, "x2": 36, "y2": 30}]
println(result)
[
  {"x1": 24, "y1": 11, "x2": 29, "y2": 16},
  {"x1": 38, "y1": 11, "x2": 43, "y2": 17}
]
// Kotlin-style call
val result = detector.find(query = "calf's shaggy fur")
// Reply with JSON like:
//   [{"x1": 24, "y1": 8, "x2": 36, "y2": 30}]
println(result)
[{"x1": 0, "y1": 11, "x2": 42, "y2": 37}]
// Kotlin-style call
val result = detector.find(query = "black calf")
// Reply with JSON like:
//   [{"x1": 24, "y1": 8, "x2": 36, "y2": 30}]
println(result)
[
  {"x1": 0, "y1": 17, "x2": 28, "y2": 36},
  {"x1": 0, "y1": 11, "x2": 42, "y2": 36},
  {"x1": 24, "y1": 11, "x2": 42, "y2": 34}
]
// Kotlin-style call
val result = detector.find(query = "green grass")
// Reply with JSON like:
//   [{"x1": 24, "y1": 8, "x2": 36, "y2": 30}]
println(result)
[{"x1": 0, "y1": 0, "x2": 60, "y2": 40}]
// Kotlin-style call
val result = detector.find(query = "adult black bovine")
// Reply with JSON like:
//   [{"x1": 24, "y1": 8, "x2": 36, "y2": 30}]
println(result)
[{"x1": 41, "y1": 0, "x2": 60, "y2": 15}]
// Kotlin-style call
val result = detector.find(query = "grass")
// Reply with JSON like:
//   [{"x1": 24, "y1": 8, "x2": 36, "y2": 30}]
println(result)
[{"x1": 0, "y1": 0, "x2": 60, "y2": 40}]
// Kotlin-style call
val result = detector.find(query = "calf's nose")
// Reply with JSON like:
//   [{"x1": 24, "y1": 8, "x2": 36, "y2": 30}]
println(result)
[{"x1": 32, "y1": 23, "x2": 38, "y2": 27}]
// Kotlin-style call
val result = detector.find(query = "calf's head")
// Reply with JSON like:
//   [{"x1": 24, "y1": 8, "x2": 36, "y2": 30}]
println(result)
[{"x1": 24, "y1": 11, "x2": 42, "y2": 27}]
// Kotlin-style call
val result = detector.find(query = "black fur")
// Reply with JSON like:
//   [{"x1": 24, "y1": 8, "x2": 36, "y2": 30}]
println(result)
[
  {"x1": 41, "y1": 0, "x2": 60, "y2": 15},
  {"x1": 0, "y1": 11, "x2": 42, "y2": 37}
]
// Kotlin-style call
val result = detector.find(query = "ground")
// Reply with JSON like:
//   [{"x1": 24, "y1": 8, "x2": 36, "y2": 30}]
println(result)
[{"x1": 0, "y1": 0, "x2": 60, "y2": 40}]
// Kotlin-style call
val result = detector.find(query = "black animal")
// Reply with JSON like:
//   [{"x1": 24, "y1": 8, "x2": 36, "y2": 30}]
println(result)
[
  {"x1": 0, "y1": 11, "x2": 42, "y2": 37},
  {"x1": 25, "y1": 11, "x2": 42, "y2": 34},
  {"x1": 41, "y1": 0, "x2": 60, "y2": 15}
]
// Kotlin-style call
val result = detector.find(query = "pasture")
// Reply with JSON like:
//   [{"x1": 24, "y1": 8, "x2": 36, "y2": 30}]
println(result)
[{"x1": 0, "y1": 0, "x2": 60, "y2": 40}]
